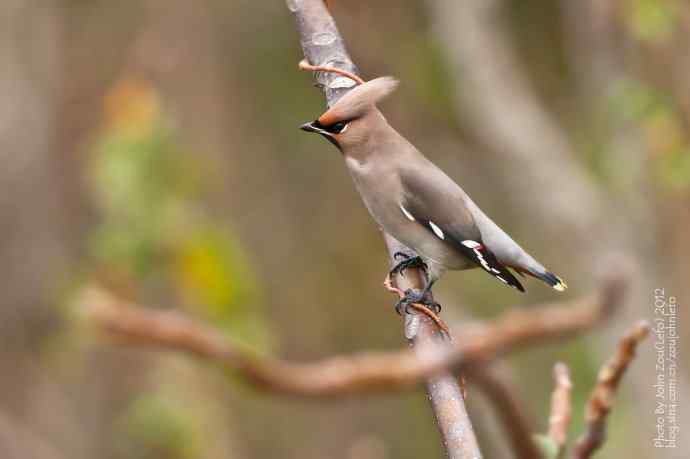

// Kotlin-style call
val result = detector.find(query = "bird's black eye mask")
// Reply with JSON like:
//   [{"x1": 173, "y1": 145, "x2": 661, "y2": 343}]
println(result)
[
  {"x1": 312, "y1": 119, "x2": 350, "y2": 134},
  {"x1": 324, "y1": 120, "x2": 349, "y2": 134},
  {"x1": 300, "y1": 119, "x2": 351, "y2": 148}
]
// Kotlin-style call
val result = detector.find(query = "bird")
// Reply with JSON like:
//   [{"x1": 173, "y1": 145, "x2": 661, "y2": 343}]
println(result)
[{"x1": 300, "y1": 76, "x2": 567, "y2": 312}]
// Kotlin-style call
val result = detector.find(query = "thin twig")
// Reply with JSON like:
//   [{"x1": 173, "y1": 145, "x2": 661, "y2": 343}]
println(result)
[
  {"x1": 548, "y1": 362, "x2": 573, "y2": 456},
  {"x1": 298, "y1": 59, "x2": 365, "y2": 85},
  {"x1": 80, "y1": 271, "x2": 627, "y2": 398},
  {"x1": 407, "y1": 303, "x2": 450, "y2": 337},
  {"x1": 572, "y1": 321, "x2": 651, "y2": 459}
]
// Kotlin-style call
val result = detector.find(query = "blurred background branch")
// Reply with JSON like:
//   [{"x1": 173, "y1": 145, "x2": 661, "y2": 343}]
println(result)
[
  {"x1": 79, "y1": 269, "x2": 627, "y2": 397},
  {"x1": 470, "y1": 368, "x2": 544, "y2": 459},
  {"x1": 573, "y1": 321, "x2": 651, "y2": 459},
  {"x1": 547, "y1": 362, "x2": 573, "y2": 457}
]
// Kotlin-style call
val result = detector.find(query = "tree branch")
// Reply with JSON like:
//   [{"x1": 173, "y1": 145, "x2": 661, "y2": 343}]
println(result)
[
  {"x1": 383, "y1": 238, "x2": 473, "y2": 458},
  {"x1": 80, "y1": 271, "x2": 627, "y2": 398},
  {"x1": 548, "y1": 362, "x2": 573, "y2": 456},
  {"x1": 287, "y1": 0, "x2": 359, "y2": 106},
  {"x1": 287, "y1": 2, "x2": 480, "y2": 457},
  {"x1": 572, "y1": 321, "x2": 651, "y2": 459}
]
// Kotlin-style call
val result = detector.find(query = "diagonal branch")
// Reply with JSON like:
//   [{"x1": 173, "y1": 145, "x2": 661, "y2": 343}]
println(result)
[{"x1": 287, "y1": 2, "x2": 480, "y2": 457}]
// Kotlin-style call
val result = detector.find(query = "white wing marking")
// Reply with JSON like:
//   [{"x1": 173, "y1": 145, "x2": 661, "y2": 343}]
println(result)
[
  {"x1": 428, "y1": 221, "x2": 445, "y2": 240},
  {"x1": 399, "y1": 204, "x2": 416, "y2": 221}
]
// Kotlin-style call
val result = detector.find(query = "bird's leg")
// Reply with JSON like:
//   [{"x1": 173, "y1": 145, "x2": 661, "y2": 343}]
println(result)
[
  {"x1": 386, "y1": 255, "x2": 441, "y2": 313},
  {"x1": 394, "y1": 290, "x2": 426, "y2": 315},
  {"x1": 388, "y1": 254, "x2": 427, "y2": 278},
  {"x1": 421, "y1": 279, "x2": 438, "y2": 309}
]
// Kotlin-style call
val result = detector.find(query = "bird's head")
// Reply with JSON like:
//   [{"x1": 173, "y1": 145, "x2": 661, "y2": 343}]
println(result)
[{"x1": 300, "y1": 76, "x2": 399, "y2": 151}]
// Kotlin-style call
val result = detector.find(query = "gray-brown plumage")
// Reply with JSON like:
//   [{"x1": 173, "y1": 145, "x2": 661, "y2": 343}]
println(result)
[{"x1": 300, "y1": 77, "x2": 566, "y2": 301}]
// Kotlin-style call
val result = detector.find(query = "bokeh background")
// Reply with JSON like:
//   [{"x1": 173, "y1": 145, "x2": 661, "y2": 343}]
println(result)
[{"x1": 0, "y1": 0, "x2": 688, "y2": 458}]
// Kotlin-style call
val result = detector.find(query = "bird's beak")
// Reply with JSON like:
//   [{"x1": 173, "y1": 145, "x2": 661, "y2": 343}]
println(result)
[
  {"x1": 300, "y1": 120, "x2": 330, "y2": 136},
  {"x1": 300, "y1": 121, "x2": 319, "y2": 133},
  {"x1": 300, "y1": 119, "x2": 340, "y2": 149}
]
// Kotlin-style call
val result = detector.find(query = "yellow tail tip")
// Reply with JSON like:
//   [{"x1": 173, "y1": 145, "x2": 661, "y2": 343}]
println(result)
[{"x1": 553, "y1": 278, "x2": 568, "y2": 292}]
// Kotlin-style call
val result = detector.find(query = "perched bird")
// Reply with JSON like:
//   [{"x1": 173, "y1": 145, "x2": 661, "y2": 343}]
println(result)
[{"x1": 300, "y1": 77, "x2": 566, "y2": 311}]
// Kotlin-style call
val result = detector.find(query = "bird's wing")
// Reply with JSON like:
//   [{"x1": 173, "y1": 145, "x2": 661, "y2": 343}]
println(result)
[{"x1": 399, "y1": 167, "x2": 525, "y2": 292}]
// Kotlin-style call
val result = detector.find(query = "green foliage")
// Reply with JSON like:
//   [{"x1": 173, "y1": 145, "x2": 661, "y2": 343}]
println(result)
[
  {"x1": 400, "y1": 34, "x2": 459, "y2": 123},
  {"x1": 88, "y1": 78, "x2": 199, "y2": 277},
  {"x1": 115, "y1": 393, "x2": 200, "y2": 459},
  {"x1": 89, "y1": 124, "x2": 194, "y2": 276},
  {"x1": 174, "y1": 226, "x2": 269, "y2": 346},
  {"x1": 656, "y1": 147, "x2": 690, "y2": 190},
  {"x1": 610, "y1": 80, "x2": 690, "y2": 191},
  {"x1": 629, "y1": 0, "x2": 679, "y2": 43},
  {"x1": 87, "y1": 77, "x2": 269, "y2": 347},
  {"x1": 611, "y1": 80, "x2": 668, "y2": 123}
]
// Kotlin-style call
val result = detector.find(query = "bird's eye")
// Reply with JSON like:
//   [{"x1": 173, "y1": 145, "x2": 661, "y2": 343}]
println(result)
[{"x1": 330, "y1": 121, "x2": 349, "y2": 134}]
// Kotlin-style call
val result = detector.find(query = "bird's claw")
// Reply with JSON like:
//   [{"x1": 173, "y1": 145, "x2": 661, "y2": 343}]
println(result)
[
  {"x1": 389, "y1": 255, "x2": 427, "y2": 278},
  {"x1": 394, "y1": 289, "x2": 442, "y2": 315}
]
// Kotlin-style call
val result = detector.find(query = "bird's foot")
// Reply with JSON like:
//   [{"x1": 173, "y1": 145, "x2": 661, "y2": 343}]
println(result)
[
  {"x1": 395, "y1": 288, "x2": 449, "y2": 337},
  {"x1": 394, "y1": 288, "x2": 441, "y2": 316},
  {"x1": 383, "y1": 275, "x2": 449, "y2": 337},
  {"x1": 389, "y1": 254, "x2": 427, "y2": 278}
]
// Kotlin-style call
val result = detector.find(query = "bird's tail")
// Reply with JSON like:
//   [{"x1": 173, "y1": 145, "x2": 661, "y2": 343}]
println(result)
[{"x1": 529, "y1": 269, "x2": 568, "y2": 292}]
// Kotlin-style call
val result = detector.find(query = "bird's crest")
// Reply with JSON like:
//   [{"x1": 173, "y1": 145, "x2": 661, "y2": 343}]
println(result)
[{"x1": 318, "y1": 76, "x2": 399, "y2": 126}]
